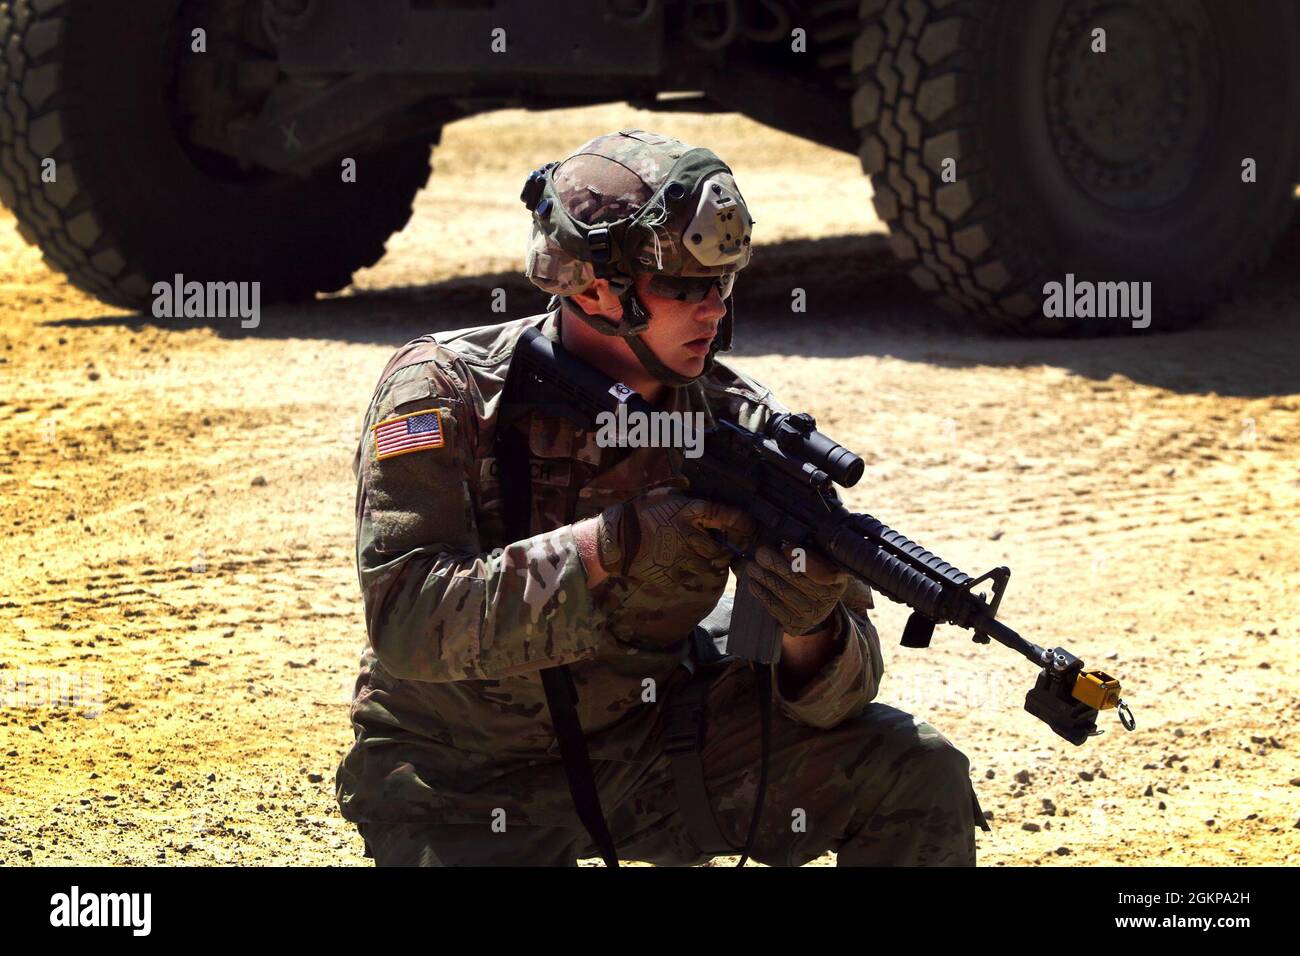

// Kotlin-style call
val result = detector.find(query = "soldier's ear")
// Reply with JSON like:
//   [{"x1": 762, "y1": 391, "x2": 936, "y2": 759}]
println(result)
[{"x1": 571, "y1": 279, "x2": 625, "y2": 321}]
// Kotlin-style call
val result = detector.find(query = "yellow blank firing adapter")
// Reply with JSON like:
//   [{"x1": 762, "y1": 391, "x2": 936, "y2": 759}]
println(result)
[
  {"x1": 1073, "y1": 670, "x2": 1135, "y2": 734},
  {"x1": 1072, "y1": 670, "x2": 1122, "y2": 710}
]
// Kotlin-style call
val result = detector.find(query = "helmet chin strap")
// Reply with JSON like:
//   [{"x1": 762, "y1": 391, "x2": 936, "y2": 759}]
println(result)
[
  {"x1": 617, "y1": 284, "x2": 736, "y2": 389},
  {"x1": 618, "y1": 286, "x2": 702, "y2": 389}
]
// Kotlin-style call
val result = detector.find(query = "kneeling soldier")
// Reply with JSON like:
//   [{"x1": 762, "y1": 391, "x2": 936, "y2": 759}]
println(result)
[{"x1": 336, "y1": 129, "x2": 987, "y2": 866}]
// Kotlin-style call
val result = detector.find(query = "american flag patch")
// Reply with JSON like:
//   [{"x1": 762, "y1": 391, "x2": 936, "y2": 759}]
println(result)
[{"x1": 372, "y1": 408, "x2": 446, "y2": 460}]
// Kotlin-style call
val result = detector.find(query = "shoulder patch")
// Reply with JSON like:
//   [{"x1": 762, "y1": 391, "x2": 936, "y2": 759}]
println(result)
[{"x1": 373, "y1": 408, "x2": 446, "y2": 460}]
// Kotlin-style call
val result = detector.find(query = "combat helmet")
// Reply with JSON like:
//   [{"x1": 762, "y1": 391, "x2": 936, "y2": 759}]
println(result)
[{"x1": 521, "y1": 129, "x2": 754, "y2": 387}]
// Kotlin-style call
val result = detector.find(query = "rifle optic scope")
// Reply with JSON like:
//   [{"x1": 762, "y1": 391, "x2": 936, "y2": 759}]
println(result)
[{"x1": 767, "y1": 412, "x2": 864, "y2": 488}]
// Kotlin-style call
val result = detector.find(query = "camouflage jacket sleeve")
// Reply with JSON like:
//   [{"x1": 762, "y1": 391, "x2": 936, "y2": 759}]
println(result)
[
  {"x1": 355, "y1": 353, "x2": 603, "y2": 682},
  {"x1": 772, "y1": 579, "x2": 886, "y2": 729}
]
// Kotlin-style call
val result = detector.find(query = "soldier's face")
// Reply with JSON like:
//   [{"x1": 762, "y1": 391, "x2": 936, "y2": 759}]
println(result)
[{"x1": 633, "y1": 273, "x2": 728, "y2": 378}]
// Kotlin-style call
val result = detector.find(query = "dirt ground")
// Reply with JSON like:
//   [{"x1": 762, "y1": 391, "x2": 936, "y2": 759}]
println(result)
[{"x1": 1, "y1": 106, "x2": 1297, "y2": 867}]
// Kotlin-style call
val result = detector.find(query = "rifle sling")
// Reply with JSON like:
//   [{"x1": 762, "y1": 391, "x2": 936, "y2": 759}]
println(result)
[
  {"x1": 499, "y1": 355, "x2": 620, "y2": 868},
  {"x1": 540, "y1": 666, "x2": 621, "y2": 867}
]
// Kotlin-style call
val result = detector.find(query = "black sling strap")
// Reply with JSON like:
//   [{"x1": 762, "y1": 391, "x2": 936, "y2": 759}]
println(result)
[
  {"x1": 540, "y1": 666, "x2": 620, "y2": 867},
  {"x1": 498, "y1": 350, "x2": 620, "y2": 868}
]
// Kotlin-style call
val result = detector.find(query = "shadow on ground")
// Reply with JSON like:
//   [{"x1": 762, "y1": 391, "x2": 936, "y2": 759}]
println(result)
[{"x1": 43, "y1": 232, "x2": 1300, "y2": 398}]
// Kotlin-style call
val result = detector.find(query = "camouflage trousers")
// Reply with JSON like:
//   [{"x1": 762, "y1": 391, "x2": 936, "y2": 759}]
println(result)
[{"x1": 355, "y1": 660, "x2": 985, "y2": 867}]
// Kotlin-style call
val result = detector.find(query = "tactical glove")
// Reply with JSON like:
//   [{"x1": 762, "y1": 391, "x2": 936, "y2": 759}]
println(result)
[
  {"x1": 595, "y1": 490, "x2": 755, "y2": 588},
  {"x1": 743, "y1": 543, "x2": 848, "y2": 636}
]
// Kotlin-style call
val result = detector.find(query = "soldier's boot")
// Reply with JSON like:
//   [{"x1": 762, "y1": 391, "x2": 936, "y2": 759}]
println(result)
[{"x1": 355, "y1": 820, "x2": 581, "y2": 866}]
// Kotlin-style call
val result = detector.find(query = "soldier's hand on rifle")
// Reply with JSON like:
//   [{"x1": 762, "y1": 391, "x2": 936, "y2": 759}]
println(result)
[
  {"x1": 744, "y1": 543, "x2": 848, "y2": 636},
  {"x1": 589, "y1": 490, "x2": 756, "y2": 589}
]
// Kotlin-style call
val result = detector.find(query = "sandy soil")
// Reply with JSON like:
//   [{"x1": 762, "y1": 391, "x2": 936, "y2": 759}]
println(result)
[{"x1": 1, "y1": 105, "x2": 1297, "y2": 866}]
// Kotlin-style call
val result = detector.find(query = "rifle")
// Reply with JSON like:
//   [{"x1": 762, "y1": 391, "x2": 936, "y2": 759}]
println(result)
[{"x1": 507, "y1": 326, "x2": 1136, "y2": 746}]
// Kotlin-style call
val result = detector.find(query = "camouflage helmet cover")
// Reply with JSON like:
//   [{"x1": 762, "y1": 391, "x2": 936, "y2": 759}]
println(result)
[{"x1": 523, "y1": 129, "x2": 754, "y2": 297}]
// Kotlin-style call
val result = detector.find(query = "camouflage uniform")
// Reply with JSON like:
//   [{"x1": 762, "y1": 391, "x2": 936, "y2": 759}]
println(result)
[{"x1": 335, "y1": 309, "x2": 985, "y2": 866}]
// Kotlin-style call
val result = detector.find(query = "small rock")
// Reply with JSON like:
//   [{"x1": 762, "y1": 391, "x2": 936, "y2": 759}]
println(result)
[
  {"x1": 251, "y1": 475, "x2": 267, "y2": 487},
  {"x1": 1079, "y1": 770, "x2": 1094, "y2": 782},
  {"x1": 206, "y1": 773, "x2": 216, "y2": 782},
  {"x1": 307, "y1": 772, "x2": 324, "y2": 783},
  {"x1": 1213, "y1": 759, "x2": 1221, "y2": 769},
  {"x1": 87, "y1": 371, "x2": 100, "y2": 381},
  {"x1": 1258, "y1": 662, "x2": 1270, "y2": 669},
  {"x1": 1021, "y1": 822, "x2": 1040, "y2": 832},
  {"x1": 1055, "y1": 846, "x2": 1070, "y2": 856},
  {"x1": 984, "y1": 769, "x2": 995, "y2": 780},
  {"x1": 1174, "y1": 728, "x2": 1185, "y2": 738},
  {"x1": 1205, "y1": 819, "x2": 1215, "y2": 827},
  {"x1": 1158, "y1": 802, "x2": 1166, "y2": 810},
  {"x1": 1014, "y1": 770, "x2": 1032, "y2": 785},
  {"x1": 1143, "y1": 784, "x2": 1154, "y2": 797},
  {"x1": 1290, "y1": 778, "x2": 1300, "y2": 787}
]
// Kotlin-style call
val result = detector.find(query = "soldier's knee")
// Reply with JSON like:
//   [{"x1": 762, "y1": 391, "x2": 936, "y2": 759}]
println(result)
[
  {"x1": 845, "y1": 705, "x2": 970, "y2": 788},
  {"x1": 911, "y1": 731, "x2": 970, "y2": 789},
  {"x1": 905, "y1": 712, "x2": 967, "y2": 766}
]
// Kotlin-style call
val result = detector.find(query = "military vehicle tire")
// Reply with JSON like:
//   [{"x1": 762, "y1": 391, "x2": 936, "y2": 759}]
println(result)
[
  {"x1": 0, "y1": 0, "x2": 434, "y2": 311},
  {"x1": 851, "y1": 0, "x2": 1300, "y2": 333}
]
